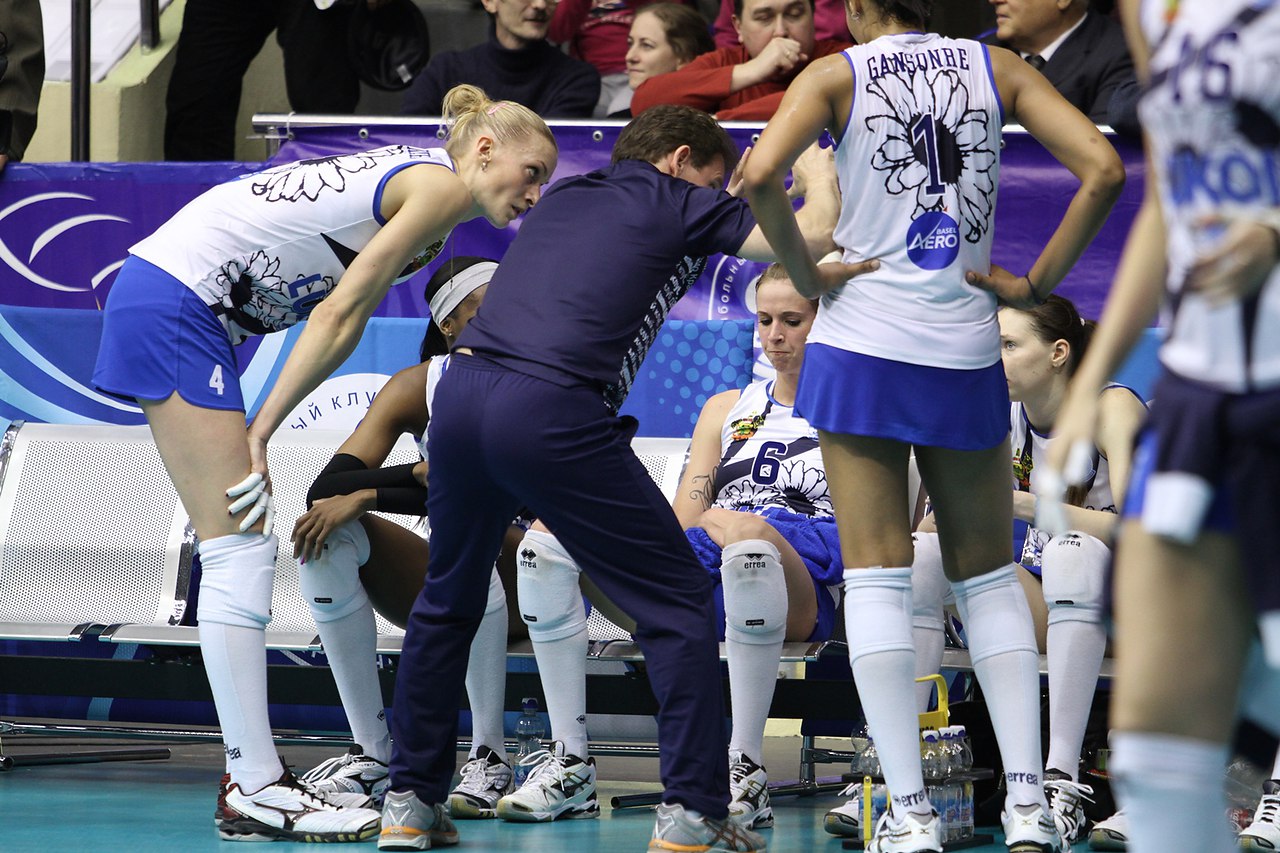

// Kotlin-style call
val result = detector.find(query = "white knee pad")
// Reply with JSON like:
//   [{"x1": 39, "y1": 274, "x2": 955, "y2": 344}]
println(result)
[
  {"x1": 1040, "y1": 532, "x2": 1108, "y2": 627},
  {"x1": 910, "y1": 532, "x2": 950, "y2": 631},
  {"x1": 843, "y1": 566, "x2": 916, "y2": 663},
  {"x1": 950, "y1": 564, "x2": 1039, "y2": 664},
  {"x1": 516, "y1": 529, "x2": 586, "y2": 642},
  {"x1": 721, "y1": 539, "x2": 788, "y2": 645},
  {"x1": 485, "y1": 565, "x2": 505, "y2": 616},
  {"x1": 298, "y1": 520, "x2": 371, "y2": 623},
  {"x1": 198, "y1": 533, "x2": 278, "y2": 629}
]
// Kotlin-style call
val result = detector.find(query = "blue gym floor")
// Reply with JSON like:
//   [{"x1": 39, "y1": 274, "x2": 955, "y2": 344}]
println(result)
[{"x1": 0, "y1": 732, "x2": 1086, "y2": 852}]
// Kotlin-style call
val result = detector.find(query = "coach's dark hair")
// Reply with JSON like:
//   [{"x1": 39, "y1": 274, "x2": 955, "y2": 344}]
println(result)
[
  {"x1": 864, "y1": 0, "x2": 932, "y2": 28},
  {"x1": 733, "y1": 0, "x2": 815, "y2": 22},
  {"x1": 1021, "y1": 293, "x2": 1095, "y2": 378},
  {"x1": 420, "y1": 255, "x2": 496, "y2": 360},
  {"x1": 638, "y1": 3, "x2": 715, "y2": 64},
  {"x1": 612, "y1": 105, "x2": 740, "y2": 173}
]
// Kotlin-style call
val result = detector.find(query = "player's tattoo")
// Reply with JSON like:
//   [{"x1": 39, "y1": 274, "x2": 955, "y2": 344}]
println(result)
[{"x1": 688, "y1": 465, "x2": 718, "y2": 511}]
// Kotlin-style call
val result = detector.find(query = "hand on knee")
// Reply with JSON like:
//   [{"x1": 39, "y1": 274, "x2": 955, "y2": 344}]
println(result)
[
  {"x1": 516, "y1": 529, "x2": 586, "y2": 641},
  {"x1": 1041, "y1": 533, "x2": 1107, "y2": 627},
  {"x1": 721, "y1": 539, "x2": 788, "y2": 645}
]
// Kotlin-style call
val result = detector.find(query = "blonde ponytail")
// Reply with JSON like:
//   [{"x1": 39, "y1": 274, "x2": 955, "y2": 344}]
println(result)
[{"x1": 440, "y1": 84, "x2": 556, "y2": 158}]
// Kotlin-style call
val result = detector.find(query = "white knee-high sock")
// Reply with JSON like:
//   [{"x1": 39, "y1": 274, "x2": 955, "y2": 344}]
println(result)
[
  {"x1": 911, "y1": 532, "x2": 949, "y2": 713},
  {"x1": 845, "y1": 566, "x2": 932, "y2": 819},
  {"x1": 466, "y1": 567, "x2": 509, "y2": 759},
  {"x1": 721, "y1": 540, "x2": 788, "y2": 763},
  {"x1": 950, "y1": 564, "x2": 1046, "y2": 810},
  {"x1": 517, "y1": 529, "x2": 589, "y2": 758},
  {"x1": 198, "y1": 533, "x2": 283, "y2": 793},
  {"x1": 300, "y1": 520, "x2": 389, "y2": 762},
  {"x1": 1111, "y1": 731, "x2": 1234, "y2": 853},
  {"x1": 1041, "y1": 534, "x2": 1109, "y2": 779}
]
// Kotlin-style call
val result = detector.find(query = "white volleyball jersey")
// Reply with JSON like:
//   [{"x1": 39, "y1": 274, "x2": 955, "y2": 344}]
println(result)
[
  {"x1": 813, "y1": 33, "x2": 1004, "y2": 369},
  {"x1": 132, "y1": 146, "x2": 456, "y2": 344},
  {"x1": 419, "y1": 354, "x2": 451, "y2": 459},
  {"x1": 1010, "y1": 387, "x2": 1139, "y2": 564},
  {"x1": 712, "y1": 380, "x2": 832, "y2": 517},
  {"x1": 1139, "y1": 0, "x2": 1280, "y2": 392}
]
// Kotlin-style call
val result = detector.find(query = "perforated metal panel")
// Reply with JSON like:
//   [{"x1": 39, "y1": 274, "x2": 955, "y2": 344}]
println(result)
[
  {"x1": 0, "y1": 423, "x2": 187, "y2": 627},
  {"x1": 262, "y1": 430, "x2": 420, "y2": 637},
  {"x1": 631, "y1": 438, "x2": 690, "y2": 503}
]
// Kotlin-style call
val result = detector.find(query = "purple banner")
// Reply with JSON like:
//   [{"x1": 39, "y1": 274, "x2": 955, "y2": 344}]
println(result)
[{"x1": 0, "y1": 126, "x2": 1145, "y2": 325}]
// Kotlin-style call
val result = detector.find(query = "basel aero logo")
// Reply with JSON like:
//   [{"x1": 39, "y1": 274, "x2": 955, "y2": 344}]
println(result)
[
  {"x1": 0, "y1": 192, "x2": 131, "y2": 292},
  {"x1": 906, "y1": 211, "x2": 959, "y2": 271}
]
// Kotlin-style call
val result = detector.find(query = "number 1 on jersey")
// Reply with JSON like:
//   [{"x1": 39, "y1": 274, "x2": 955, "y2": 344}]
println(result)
[{"x1": 910, "y1": 114, "x2": 946, "y2": 197}]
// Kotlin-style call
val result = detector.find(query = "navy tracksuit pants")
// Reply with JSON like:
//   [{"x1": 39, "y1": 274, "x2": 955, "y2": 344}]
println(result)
[{"x1": 388, "y1": 354, "x2": 730, "y2": 818}]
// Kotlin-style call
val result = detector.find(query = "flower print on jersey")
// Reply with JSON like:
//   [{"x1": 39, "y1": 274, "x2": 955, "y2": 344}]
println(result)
[
  {"x1": 777, "y1": 460, "x2": 832, "y2": 517},
  {"x1": 251, "y1": 146, "x2": 418, "y2": 204},
  {"x1": 729, "y1": 413, "x2": 766, "y2": 441},
  {"x1": 865, "y1": 68, "x2": 998, "y2": 244},
  {"x1": 719, "y1": 480, "x2": 767, "y2": 512},
  {"x1": 217, "y1": 251, "x2": 335, "y2": 337}
]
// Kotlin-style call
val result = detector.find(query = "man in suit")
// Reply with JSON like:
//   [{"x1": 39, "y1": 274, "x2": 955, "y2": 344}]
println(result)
[{"x1": 987, "y1": 0, "x2": 1139, "y2": 136}]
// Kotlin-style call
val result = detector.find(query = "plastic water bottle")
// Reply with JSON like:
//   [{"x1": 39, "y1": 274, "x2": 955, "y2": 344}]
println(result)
[
  {"x1": 921, "y1": 730, "x2": 942, "y2": 782},
  {"x1": 859, "y1": 737, "x2": 881, "y2": 779},
  {"x1": 512, "y1": 697, "x2": 546, "y2": 786},
  {"x1": 940, "y1": 728, "x2": 962, "y2": 842},
  {"x1": 954, "y1": 725, "x2": 975, "y2": 839}
]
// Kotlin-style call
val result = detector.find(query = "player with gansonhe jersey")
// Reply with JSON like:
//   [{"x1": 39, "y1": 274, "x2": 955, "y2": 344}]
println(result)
[{"x1": 743, "y1": 0, "x2": 1124, "y2": 850}]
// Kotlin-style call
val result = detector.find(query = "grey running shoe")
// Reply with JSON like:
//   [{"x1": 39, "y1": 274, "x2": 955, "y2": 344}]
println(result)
[
  {"x1": 299, "y1": 745, "x2": 390, "y2": 809},
  {"x1": 448, "y1": 745, "x2": 514, "y2": 819},
  {"x1": 378, "y1": 790, "x2": 458, "y2": 851},
  {"x1": 648, "y1": 802, "x2": 767, "y2": 852},
  {"x1": 727, "y1": 751, "x2": 773, "y2": 830},
  {"x1": 1043, "y1": 768, "x2": 1093, "y2": 844},
  {"x1": 216, "y1": 768, "x2": 381, "y2": 843}
]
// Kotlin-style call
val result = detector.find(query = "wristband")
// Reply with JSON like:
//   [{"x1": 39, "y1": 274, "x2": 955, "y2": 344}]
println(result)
[{"x1": 1025, "y1": 274, "x2": 1046, "y2": 306}]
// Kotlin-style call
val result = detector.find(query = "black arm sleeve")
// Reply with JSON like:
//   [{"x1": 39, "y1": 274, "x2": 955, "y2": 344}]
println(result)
[{"x1": 306, "y1": 453, "x2": 427, "y2": 513}]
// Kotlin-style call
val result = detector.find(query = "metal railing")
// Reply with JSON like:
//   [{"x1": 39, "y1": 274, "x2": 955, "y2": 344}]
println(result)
[{"x1": 69, "y1": 0, "x2": 162, "y2": 161}]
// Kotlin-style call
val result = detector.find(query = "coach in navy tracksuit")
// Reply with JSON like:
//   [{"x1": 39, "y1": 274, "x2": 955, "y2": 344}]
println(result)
[{"x1": 383, "y1": 105, "x2": 864, "y2": 847}]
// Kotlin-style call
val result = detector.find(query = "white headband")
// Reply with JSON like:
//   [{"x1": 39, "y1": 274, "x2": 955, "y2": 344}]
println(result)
[{"x1": 429, "y1": 262, "x2": 498, "y2": 326}]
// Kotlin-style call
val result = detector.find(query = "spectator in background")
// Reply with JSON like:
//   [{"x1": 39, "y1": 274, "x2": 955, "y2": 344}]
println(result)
[
  {"x1": 549, "y1": 0, "x2": 653, "y2": 117},
  {"x1": 165, "y1": 0, "x2": 367, "y2": 162},
  {"x1": 711, "y1": 0, "x2": 849, "y2": 49},
  {"x1": 630, "y1": 0, "x2": 850, "y2": 121},
  {"x1": 987, "y1": 0, "x2": 1140, "y2": 136},
  {"x1": 403, "y1": 0, "x2": 601, "y2": 118},
  {"x1": 0, "y1": 0, "x2": 44, "y2": 171},
  {"x1": 612, "y1": 3, "x2": 714, "y2": 117}
]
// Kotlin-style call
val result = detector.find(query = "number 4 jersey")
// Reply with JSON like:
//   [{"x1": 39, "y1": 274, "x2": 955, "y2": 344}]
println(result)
[
  {"x1": 712, "y1": 380, "x2": 833, "y2": 518},
  {"x1": 131, "y1": 146, "x2": 456, "y2": 344},
  {"x1": 813, "y1": 32, "x2": 1004, "y2": 371}
]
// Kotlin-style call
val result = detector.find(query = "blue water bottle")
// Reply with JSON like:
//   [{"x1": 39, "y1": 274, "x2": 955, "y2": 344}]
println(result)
[{"x1": 512, "y1": 697, "x2": 546, "y2": 786}]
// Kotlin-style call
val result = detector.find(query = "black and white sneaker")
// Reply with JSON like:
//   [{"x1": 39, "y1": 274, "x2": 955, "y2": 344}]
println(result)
[
  {"x1": 216, "y1": 766, "x2": 381, "y2": 842},
  {"x1": 447, "y1": 745, "x2": 514, "y2": 819},
  {"x1": 298, "y1": 745, "x2": 390, "y2": 809},
  {"x1": 727, "y1": 750, "x2": 774, "y2": 829},
  {"x1": 495, "y1": 740, "x2": 599, "y2": 822},
  {"x1": 1044, "y1": 768, "x2": 1093, "y2": 844}
]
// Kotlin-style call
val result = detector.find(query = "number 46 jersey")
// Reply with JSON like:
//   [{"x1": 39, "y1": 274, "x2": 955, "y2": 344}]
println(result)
[
  {"x1": 712, "y1": 380, "x2": 833, "y2": 518},
  {"x1": 812, "y1": 32, "x2": 1005, "y2": 372}
]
